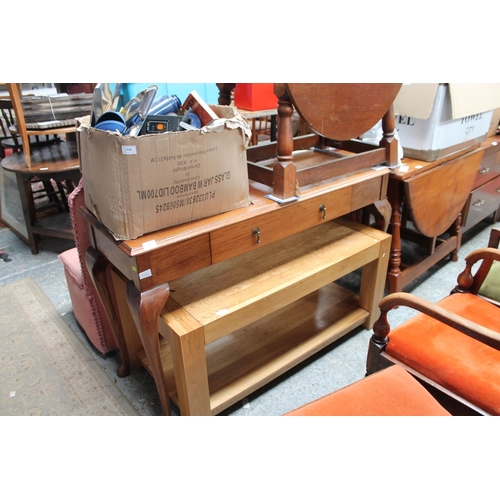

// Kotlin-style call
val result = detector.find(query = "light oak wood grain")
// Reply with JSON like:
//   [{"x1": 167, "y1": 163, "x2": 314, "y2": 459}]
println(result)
[{"x1": 153, "y1": 218, "x2": 390, "y2": 415}]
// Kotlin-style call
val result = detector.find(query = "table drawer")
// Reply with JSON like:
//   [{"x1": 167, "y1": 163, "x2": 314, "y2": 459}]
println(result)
[
  {"x1": 462, "y1": 175, "x2": 500, "y2": 230},
  {"x1": 210, "y1": 174, "x2": 386, "y2": 263},
  {"x1": 471, "y1": 141, "x2": 500, "y2": 189},
  {"x1": 134, "y1": 234, "x2": 212, "y2": 290}
]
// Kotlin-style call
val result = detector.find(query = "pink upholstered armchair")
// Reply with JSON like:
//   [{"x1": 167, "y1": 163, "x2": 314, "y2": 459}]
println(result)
[{"x1": 58, "y1": 179, "x2": 118, "y2": 354}]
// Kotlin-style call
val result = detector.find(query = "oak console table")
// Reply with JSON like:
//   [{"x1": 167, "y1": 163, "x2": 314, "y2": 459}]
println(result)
[
  {"x1": 152, "y1": 217, "x2": 390, "y2": 415},
  {"x1": 80, "y1": 170, "x2": 391, "y2": 416}
]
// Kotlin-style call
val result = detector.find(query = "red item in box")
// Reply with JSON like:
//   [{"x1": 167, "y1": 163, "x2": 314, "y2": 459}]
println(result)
[{"x1": 234, "y1": 84, "x2": 278, "y2": 111}]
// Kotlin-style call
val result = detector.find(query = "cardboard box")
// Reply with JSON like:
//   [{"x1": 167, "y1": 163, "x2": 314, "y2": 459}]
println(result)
[
  {"x1": 234, "y1": 84, "x2": 278, "y2": 111},
  {"x1": 78, "y1": 105, "x2": 251, "y2": 240},
  {"x1": 393, "y1": 83, "x2": 500, "y2": 161},
  {"x1": 488, "y1": 108, "x2": 500, "y2": 137}
]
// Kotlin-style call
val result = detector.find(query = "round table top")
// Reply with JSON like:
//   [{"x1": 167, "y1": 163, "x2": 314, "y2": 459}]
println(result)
[
  {"x1": 285, "y1": 83, "x2": 402, "y2": 141},
  {"x1": 1, "y1": 141, "x2": 80, "y2": 175}
]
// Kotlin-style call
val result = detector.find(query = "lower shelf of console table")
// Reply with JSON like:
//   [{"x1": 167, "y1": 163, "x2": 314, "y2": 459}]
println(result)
[
  {"x1": 137, "y1": 218, "x2": 391, "y2": 415},
  {"x1": 139, "y1": 283, "x2": 371, "y2": 415}
]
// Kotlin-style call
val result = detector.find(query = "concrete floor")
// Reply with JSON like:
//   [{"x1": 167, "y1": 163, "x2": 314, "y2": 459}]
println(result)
[{"x1": 0, "y1": 217, "x2": 497, "y2": 416}]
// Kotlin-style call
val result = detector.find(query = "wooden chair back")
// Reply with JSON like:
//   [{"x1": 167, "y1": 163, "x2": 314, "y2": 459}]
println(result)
[
  {"x1": 0, "y1": 98, "x2": 21, "y2": 157},
  {"x1": 6, "y1": 83, "x2": 80, "y2": 168}
]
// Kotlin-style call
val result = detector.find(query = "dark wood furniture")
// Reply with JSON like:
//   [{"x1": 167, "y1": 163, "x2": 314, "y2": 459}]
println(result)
[
  {"x1": 0, "y1": 83, "x2": 84, "y2": 254},
  {"x1": 218, "y1": 83, "x2": 402, "y2": 201},
  {"x1": 1, "y1": 141, "x2": 81, "y2": 254},
  {"x1": 461, "y1": 137, "x2": 500, "y2": 232},
  {"x1": 0, "y1": 98, "x2": 18, "y2": 158},
  {"x1": 386, "y1": 146, "x2": 485, "y2": 294},
  {"x1": 1, "y1": 96, "x2": 72, "y2": 218},
  {"x1": 222, "y1": 83, "x2": 486, "y2": 295},
  {"x1": 6, "y1": 83, "x2": 78, "y2": 169},
  {"x1": 366, "y1": 231, "x2": 500, "y2": 415},
  {"x1": 1, "y1": 94, "x2": 66, "y2": 158},
  {"x1": 80, "y1": 169, "x2": 391, "y2": 416}
]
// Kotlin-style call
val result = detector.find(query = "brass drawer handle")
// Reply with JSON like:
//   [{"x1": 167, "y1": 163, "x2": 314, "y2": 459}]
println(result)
[
  {"x1": 252, "y1": 227, "x2": 261, "y2": 245},
  {"x1": 319, "y1": 204, "x2": 327, "y2": 220},
  {"x1": 472, "y1": 199, "x2": 485, "y2": 207},
  {"x1": 479, "y1": 167, "x2": 490, "y2": 174}
]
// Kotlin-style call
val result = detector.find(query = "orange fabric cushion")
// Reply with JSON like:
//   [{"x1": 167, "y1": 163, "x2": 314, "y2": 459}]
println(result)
[
  {"x1": 285, "y1": 365, "x2": 450, "y2": 416},
  {"x1": 386, "y1": 293, "x2": 500, "y2": 415}
]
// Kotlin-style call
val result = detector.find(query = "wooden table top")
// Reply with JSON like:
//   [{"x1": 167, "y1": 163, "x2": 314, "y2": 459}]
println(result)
[
  {"x1": 81, "y1": 167, "x2": 388, "y2": 256},
  {"x1": 1, "y1": 141, "x2": 80, "y2": 175},
  {"x1": 389, "y1": 142, "x2": 494, "y2": 181},
  {"x1": 285, "y1": 83, "x2": 402, "y2": 141},
  {"x1": 236, "y1": 107, "x2": 278, "y2": 119}
]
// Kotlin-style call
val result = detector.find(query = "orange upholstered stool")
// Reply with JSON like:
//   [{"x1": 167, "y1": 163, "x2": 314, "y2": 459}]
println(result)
[
  {"x1": 285, "y1": 365, "x2": 450, "y2": 416},
  {"x1": 385, "y1": 293, "x2": 500, "y2": 416}
]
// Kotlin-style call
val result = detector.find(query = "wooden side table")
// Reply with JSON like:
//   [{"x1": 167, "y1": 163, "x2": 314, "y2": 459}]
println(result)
[
  {"x1": 386, "y1": 146, "x2": 484, "y2": 294},
  {"x1": 1, "y1": 141, "x2": 81, "y2": 254}
]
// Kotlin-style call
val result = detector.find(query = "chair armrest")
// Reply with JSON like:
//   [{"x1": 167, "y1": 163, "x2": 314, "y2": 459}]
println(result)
[
  {"x1": 464, "y1": 247, "x2": 500, "y2": 266},
  {"x1": 470, "y1": 228, "x2": 500, "y2": 297},
  {"x1": 455, "y1": 247, "x2": 500, "y2": 294},
  {"x1": 372, "y1": 292, "x2": 500, "y2": 351}
]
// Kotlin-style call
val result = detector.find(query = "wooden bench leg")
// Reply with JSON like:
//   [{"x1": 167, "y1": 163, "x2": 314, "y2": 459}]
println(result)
[
  {"x1": 357, "y1": 229, "x2": 391, "y2": 329},
  {"x1": 17, "y1": 172, "x2": 40, "y2": 254},
  {"x1": 164, "y1": 313, "x2": 211, "y2": 416}
]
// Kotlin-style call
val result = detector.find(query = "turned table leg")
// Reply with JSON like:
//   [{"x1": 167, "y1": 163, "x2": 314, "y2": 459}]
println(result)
[
  {"x1": 387, "y1": 180, "x2": 403, "y2": 294},
  {"x1": 126, "y1": 281, "x2": 171, "y2": 416},
  {"x1": 85, "y1": 247, "x2": 131, "y2": 377},
  {"x1": 216, "y1": 83, "x2": 235, "y2": 106},
  {"x1": 450, "y1": 214, "x2": 462, "y2": 262},
  {"x1": 380, "y1": 104, "x2": 399, "y2": 167},
  {"x1": 272, "y1": 84, "x2": 297, "y2": 201},
  {"x1": 17, "y1": 172, "x2": 40, "y2": 255}
]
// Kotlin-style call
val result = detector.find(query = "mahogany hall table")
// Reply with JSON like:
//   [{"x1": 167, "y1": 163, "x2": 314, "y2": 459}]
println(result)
[{"x1": 80, "y1": 169, "x2": 391, "y2": 415}]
